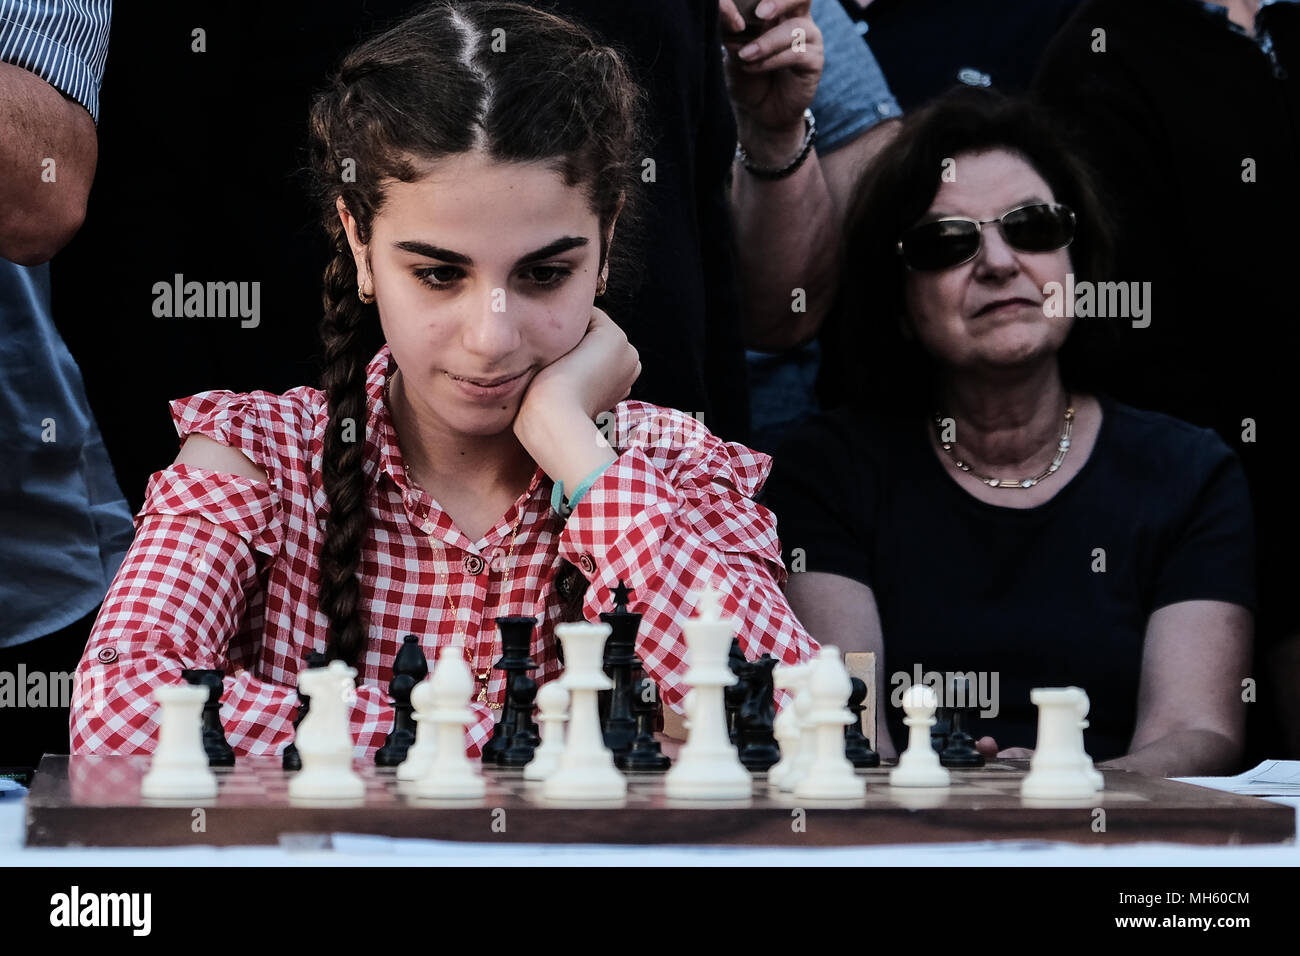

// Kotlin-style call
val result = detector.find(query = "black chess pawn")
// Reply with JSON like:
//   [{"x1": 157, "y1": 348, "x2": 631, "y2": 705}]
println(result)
[
  {"x1": 939, "y1": 677, "x2": 984, "y2": 768},
  {"x1": 600, "y1": 580, "x2": 640, "y2": 756},
  {"x1": 725, "y1": 637, "x2": 748, "y2": 746},
  {"x1": 375, "y1": 634, "x2": 429, "y2": 766},
  {"x1": 498, "y1": 673, "x2": 540, "y2": 767},
  {"x1": 482, "y1": 616, "x2": 539, "y2": 764},
  {"x1": 843, "y1": 676, "x2": 880, "y2": 768},
  {"x1": 931, "y1": 704, "x2": 952, "y2": 755},
  {"x1": 618, "y1": 673, "x2": 671, "y2": 772},
  {"x1": 736, "y1": 654, "x2": 781, "y2": 771},
  {"x1": 181, "y1": 668, "x2": 235, "y2": 767},
  {"x1": 282, "y1": 651, "x2": 327, "y2": 771}
]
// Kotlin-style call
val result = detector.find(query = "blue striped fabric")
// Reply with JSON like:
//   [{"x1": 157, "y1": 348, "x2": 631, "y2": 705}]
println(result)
[{"x1": 0, "y1": 0, "x2": 112, "y2": 124}]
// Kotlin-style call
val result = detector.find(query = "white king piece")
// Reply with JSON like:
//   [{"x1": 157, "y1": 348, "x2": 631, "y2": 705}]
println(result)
[{"x1": 664, "y1": 584, "x2": 753, "y2": 800}]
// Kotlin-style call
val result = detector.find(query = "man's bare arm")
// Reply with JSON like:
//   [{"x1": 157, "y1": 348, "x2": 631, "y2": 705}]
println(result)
[{"x1": 0, "y1": 59, "x2": 98, "y2": 265}]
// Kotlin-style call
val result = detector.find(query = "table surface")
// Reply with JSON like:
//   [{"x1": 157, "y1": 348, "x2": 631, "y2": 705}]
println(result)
[{"x1": 3, "y1": 762, "x2": 1298, "y2": 866}]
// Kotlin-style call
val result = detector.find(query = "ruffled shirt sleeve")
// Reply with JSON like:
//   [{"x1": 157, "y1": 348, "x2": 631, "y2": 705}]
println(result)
[
  {"x1": 70, "y1": 390, "x2": 389, "y2": 757},
  {"x1": 557, "y1": 403, "x2": 818, "y2": 713}
]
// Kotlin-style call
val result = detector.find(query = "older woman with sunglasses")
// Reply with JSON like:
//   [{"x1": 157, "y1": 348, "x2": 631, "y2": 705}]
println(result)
[{"x1": 763, "y1": 89, "x2": 1255, "y2": 776}]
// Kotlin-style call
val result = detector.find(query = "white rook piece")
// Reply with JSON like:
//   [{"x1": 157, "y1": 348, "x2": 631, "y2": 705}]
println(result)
[
  {"x1": 543, "y1": 622, "x2": 627, "y2": 801},
  {"x1": 1021, "y1": 687, "x2": 1104, "y2": 799},
  {"x1": 397, "y1": 677, "x2": 438, "y2": 782},
  {"x1": 415, "y1": 648, "x2": 486, "y2": 799},
  {"x1": 794, "y1": 647, "x2": 866, "y2": 800},
  {"x1": 141, "y1": 683, "x2": 218, "y2": 799},
  {"x1": 664, "y1": 585, "x2": 753, "y2": 800},
  {"x1": 524, "y1": 680, "x2": 569, "y2": 782},
  {"x1": 288, "y1": 660, "x2": 365, "y2": 800},
  {"x1": 889, "y1": 683, "x2": 950, "y2": 788}
]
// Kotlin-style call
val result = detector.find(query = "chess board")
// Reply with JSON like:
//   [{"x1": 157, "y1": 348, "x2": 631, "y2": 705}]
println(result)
[{"x1": 24, "y1": 755, "x2": 1295, "y2": 848}]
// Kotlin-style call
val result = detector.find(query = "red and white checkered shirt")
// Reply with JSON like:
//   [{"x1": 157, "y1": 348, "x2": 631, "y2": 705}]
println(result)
[{"x1": 70, "y1": 345, "x2": 817, "y2": 760}]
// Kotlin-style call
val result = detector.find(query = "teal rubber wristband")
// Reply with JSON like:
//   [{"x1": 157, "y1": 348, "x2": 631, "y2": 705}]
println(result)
[{"x1": 550, "y1": 459, "x2": 615, "y2": 518}]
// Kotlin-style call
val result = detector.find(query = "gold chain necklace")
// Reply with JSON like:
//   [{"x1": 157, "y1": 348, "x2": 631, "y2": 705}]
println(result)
[
  {"x1": 933, "y1": 394, "x2": 1074, "y2": 489},
  {"x1": 385, "y1": 371, "x2": 523, "y2": 706}
]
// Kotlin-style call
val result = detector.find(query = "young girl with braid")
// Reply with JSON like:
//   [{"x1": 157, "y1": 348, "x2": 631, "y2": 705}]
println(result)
[{"x1": 70, "y1": 1, "x2": 816, "y2": 758}]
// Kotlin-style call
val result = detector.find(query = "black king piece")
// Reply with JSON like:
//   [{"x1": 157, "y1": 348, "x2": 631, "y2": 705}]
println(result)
[
  {"x1": 481, "y1": 616, "x2": 540, "y2": 765},
  {"x1": 599, "y1": 580, "x2": 640, "y2": 757}
]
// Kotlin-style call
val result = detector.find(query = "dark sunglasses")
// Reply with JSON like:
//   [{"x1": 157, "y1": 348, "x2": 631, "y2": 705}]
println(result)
[{"x1": 897, "y1": 202, "x2": 1076, "y2": 271}]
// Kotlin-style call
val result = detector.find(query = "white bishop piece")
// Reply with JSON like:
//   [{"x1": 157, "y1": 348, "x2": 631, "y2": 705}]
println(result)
[
  {"x1": 288, "y1": 660, "x2": 365, "y2": 800},
  {"x1": 414, "y1": 648, "x2": 486, "y2": 799},
  {"x1": 141, "y1": 683, "x2": 218, "y2": 799},
  {"x1": 1021, "y1": 687, "x2": 1104, "y2": 799},
  {"x1": 793, "y1": 647, "x2": 866, "y2": 800},
  {"x1": 543, "y1": 622, "x2": 627, "y2": 801},
  {"x1": 664, "y1": 585, "x2": 752, "y2": 800},
  {"x1": 889, "y1": 683, "x2": 951, "y2": 788}
]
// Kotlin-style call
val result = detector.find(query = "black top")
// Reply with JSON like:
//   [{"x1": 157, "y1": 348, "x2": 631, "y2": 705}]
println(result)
[
  {"x1": 1034, "y1": 0, "x2": 1300, "y2": 636},
  {"x1": 761, "y1": 395, "x2": 1256, "y2": 759}
]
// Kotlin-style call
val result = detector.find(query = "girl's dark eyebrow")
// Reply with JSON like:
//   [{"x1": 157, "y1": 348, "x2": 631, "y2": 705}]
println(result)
[{"x1": 392, "y1": 236, "x2": 589, "y2": 265}]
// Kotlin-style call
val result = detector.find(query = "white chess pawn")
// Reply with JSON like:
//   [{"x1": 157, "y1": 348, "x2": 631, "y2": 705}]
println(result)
[
  {"x1": 524, "y1": 680, "x2": 569, "y2": 782},
  {"x1": 794, "y1": 647, "x2": 866, "y2": 800},
  {"x1": 415, "y1": 648, "x2": 486, "y2": 799},
  {"x1": 778, "y1": 671, "x2": 818, "y2": 792},
  {"x1": 1021, "y1": 687, "x2": 1099, "y2": 800},
  {"x1": 397, "y1": 677, "x2": 438, "y2": 782},
  {"x1": 767, "y1": 663, "x2": 808, "y2": 788},
  {"x1": 289, "y1": 660, "x2": 365, "y2": 800},
  {"x1": 664, "y1": 585, "x2": 752, "y2": 800},
  {"x1": 544, "y1": 622, "x2": 627, "y2": 801},
  {"x1": 141, "y1": 683, "x2": 218, "y2": 799},
  {"x1": 889, "y1": 683, "x2": 950, "y2": 788}
]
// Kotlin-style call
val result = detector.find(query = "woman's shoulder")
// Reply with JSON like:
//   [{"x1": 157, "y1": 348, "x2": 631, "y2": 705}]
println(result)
[
  {"x1": 1098, "y1": 394, "x2": 1240, "y2": 476},
  {"x1": 168, "y1": 382, "x2": 329, "y2": 492}
]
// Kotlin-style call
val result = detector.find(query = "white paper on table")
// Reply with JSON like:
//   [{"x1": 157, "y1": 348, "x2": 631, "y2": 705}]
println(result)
[{"x1": 1175, "y1": 759, "x2": 1300, "y2": 796}]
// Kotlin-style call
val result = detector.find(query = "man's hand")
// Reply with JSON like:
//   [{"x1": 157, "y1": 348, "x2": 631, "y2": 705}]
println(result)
[{"x1": 719, "y1": 0, "x2": 823, "y2": 167}]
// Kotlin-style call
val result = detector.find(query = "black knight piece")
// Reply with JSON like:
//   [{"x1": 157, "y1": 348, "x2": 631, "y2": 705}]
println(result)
[
  {"x1": 617, "y1": 672, "x2": 671, "y2": 772},
  {"x1": 940, "y1": 675, "x2": 985, "y2": 768},
  {"x1": 844, "y1": 676, "x2": 880, "y2": 768},
  {"x1": 375, "y1": 634, "x2": 429, "y2": 766},
  {"x1": 482, "y1": 616, "x2": 540, "y2": 765},
  {"x1": 180, "y1": 668, "x2": 235, "y2": 767},
  {"x1": 735, "y1": 653, "x2": 781, "y2": 771},
  {"x1": 599, "y1": 580, "x2": 640, "y2": 756},
  {"x1": 725, "y1": 638, "x2": 749, "y2": 746},
  {"x1": 282, "y1": 651, "x2": 327, "y2": 771}
]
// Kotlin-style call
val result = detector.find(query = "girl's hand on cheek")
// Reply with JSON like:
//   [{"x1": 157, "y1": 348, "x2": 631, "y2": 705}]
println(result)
[{"x1": 516, "y1": 306, "x2": 641, "y2": 428}]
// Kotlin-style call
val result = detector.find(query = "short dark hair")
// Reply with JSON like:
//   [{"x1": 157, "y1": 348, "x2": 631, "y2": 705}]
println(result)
[{"x1": 817, "y1": 86, "x2": 1118, "y2": 416}]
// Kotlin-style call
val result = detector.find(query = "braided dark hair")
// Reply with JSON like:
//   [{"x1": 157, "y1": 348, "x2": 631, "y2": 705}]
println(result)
[{"x1": 307, "y1": 1, "x2": 648, "y2": 665}]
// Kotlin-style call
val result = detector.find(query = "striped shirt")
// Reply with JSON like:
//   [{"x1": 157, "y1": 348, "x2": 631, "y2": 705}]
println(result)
[
  {"x1": 0, "y1": 0, "x2": 112, "y2": 124},
  {"x1": 70, "y1": 345, "x2": 817, "y2": 759}
]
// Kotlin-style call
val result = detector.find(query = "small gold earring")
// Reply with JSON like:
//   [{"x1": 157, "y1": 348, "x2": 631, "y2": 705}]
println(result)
[
  {"x1": 358, "y1": 285, "x2": 375, "y2": 304},
  {"x1": 596, "y1": 275, "x2": 608, "y2": 297}
]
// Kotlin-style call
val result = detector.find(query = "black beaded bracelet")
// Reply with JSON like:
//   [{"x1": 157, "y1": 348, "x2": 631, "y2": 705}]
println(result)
[{"x1": 735, "y1": 108, "x2": 817, "y2": 180}]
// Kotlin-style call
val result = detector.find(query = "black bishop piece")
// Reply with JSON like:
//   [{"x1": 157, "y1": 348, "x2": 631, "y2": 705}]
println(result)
[
  {"x1": 599, "y1": 580, "x2": 640, "y2": 757},
  {"x1": 181, "y1": 668, "x2": 235, "y2": 767},
  {"x1": 375, "y1": 634, "x2": 429, "y2": 766},
  {"x1": 482, "y1": 616, "x2": 540, "y2": 766},
  {"x1": 282, "y1": 651, "x2": 327, "y2": 771},
  {"x1": 939, "y1": 675, "x2": 984, "y2": 768}
]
